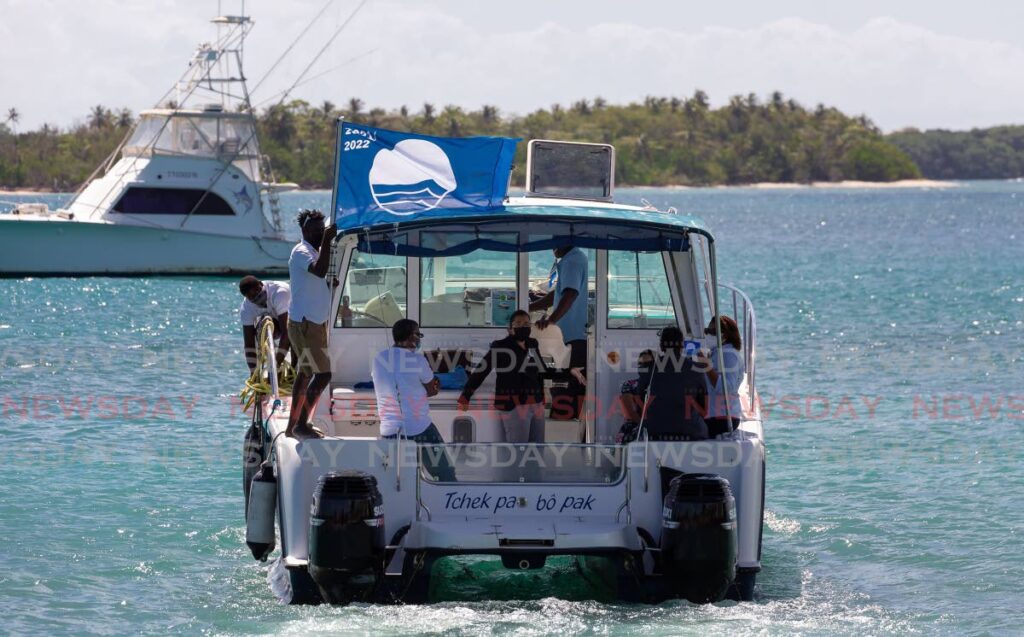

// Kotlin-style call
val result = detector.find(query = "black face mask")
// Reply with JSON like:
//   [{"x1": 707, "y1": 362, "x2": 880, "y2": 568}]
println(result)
[{"x1": 513, "y1": 326, "x2": 532, "y2": 341}]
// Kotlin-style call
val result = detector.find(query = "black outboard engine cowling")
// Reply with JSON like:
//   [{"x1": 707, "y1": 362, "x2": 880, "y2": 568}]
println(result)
[
  {"x1": 660, "y1": 473, "x2": 737, "y2": 603},
  {"x1": 308, "y1": 471, "x2": 385, "y2": 604}
]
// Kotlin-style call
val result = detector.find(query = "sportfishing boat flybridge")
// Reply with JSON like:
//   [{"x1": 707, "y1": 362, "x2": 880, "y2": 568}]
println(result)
[
  {"x1": 242, "y1": 125, "x2": 765, "y2": 605},
  {"x1": 0, "y1": 11, "x2": 295, "y2": 276}
]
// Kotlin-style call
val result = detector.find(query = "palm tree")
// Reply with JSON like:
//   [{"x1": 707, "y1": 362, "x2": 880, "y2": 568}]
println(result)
[
  {"x1": 422, "y1": 102, "x2": 435, "y2": 123},
  {"x1": 644, "y1": 96, "x2": 668, "y2": 113},
  {"x1": 441, "y1": 105, "x2": 463, "y2": 136},
  {"x1": 89, "y1": 105, "x2": 112, "y2": 129},
  {"x1": 692, "y1": 89, "x2": 709, "y2": 110},
  {"x1": 321, "y1": 100, "x2": 335, "y2": 118},
  {"x1": 116, "y1": 108, "x2": 133, "y2": 128},
  {"x1": 6, "y1": 107, "x2": 21, "y2": 187},
  {"x1": 263, "y1": 104, "x2": 295, "y2": 145},
  {"x1": 368, "y1": 107, "x2": 385, "y2": 127},
  {"x1": 346, "y1": 97, "x2": 364, "y2": 122}
]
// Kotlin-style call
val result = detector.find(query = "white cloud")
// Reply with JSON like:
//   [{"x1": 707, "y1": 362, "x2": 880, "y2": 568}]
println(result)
[{"x1": 3, "y1": 1, "x2": 1024, "y2": 131}]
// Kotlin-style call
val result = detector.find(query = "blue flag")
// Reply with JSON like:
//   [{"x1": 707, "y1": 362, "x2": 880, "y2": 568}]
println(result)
[{"x1": 334, "y1": 122, "x2": 519, "y2": 229}]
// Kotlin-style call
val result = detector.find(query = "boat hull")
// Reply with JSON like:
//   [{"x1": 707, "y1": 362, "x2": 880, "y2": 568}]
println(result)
[
  {"x1": 261, "y1": 424, "x2": 765, "y2": 605},
  {"x1": 0, "y1": 217, "x2": 292, "y2": 276}
]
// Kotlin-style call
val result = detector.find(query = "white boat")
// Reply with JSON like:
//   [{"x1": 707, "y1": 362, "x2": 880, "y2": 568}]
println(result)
[
  {"x1": 242, "y1": 136, "x2": 766, "y2": 605},
  {"x1": 0, "y1": 13, "x2": 295, "y2": 276}
]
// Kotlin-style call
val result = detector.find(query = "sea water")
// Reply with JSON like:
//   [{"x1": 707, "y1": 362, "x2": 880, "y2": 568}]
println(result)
[{"x1": 1, "y1": 183, "x2": 1022, "y2": 635}]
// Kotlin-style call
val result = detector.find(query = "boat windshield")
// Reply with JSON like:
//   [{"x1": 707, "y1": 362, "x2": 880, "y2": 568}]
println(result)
[
  {"x1": 124, "y1": 112, "x2": 260, "y2": 160},
  {"x1": 418, "y1": 443, "x2": 626, "y2": 484},
  {"x1": 421, "y1": 233, "x2": 518, "y2": 327}
]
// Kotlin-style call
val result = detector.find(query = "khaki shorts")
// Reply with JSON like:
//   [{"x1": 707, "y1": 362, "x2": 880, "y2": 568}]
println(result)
[{"x1": 287, "y1": 319, "x2": 330, "y2": 375}]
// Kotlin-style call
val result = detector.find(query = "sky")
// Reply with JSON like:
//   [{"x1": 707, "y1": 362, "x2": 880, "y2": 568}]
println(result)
[{"x1": 3, "y1": 0, "x2": 1024, "y2": 131}]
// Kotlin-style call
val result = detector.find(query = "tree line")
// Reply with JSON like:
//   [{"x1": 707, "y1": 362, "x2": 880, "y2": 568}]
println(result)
[
  {"x1": 0, "y1": 92, "x2": 933, "y2": 190},
  {"x1": 886, "y1": 126, "x2": 1024, "y2": 180}
]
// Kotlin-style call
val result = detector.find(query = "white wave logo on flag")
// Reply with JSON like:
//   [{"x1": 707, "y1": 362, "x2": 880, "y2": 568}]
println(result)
[{"x1": 368, "y1": 140, "x2": 457, "y2": 215}]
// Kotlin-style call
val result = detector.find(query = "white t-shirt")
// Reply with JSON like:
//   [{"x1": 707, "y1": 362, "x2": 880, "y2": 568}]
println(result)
[
  {"x1": 372, "y1": 347, "x2": 435, "y2": 437},
  {"x1": 288, "y1": 240, "x2": 331, "y2": 324},
  {"x1": 238, "y1": 281, "x2": 291, "y2": 327}
]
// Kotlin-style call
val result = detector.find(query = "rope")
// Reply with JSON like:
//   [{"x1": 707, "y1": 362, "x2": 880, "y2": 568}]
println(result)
[{"x1": 240, "y1": 319, "x2": 295, "y2": 412}]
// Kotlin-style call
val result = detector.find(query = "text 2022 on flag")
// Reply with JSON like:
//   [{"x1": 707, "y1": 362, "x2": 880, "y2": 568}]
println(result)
[{"x1": 334, "y1": 122, "x2": 519, "y2": 230}]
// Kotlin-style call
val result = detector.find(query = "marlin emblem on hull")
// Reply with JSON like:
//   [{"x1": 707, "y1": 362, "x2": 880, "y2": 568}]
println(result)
[{"x1": 233, "y1": 185, "x2": 254, "y2": 213}]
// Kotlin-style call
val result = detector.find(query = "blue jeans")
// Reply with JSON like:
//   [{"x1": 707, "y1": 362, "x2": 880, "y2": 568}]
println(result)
[
  {"x1": 382, "y1": 423, "x2": 455, "y2": 481},
  {"x1": 499, "y1": 403, "x2": 546, "y2": 443}
]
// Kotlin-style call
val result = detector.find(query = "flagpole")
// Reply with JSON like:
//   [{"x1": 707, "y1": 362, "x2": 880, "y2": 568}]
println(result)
[{"x1": 327, "y1": 117, "x2": 345, "y2": 347}]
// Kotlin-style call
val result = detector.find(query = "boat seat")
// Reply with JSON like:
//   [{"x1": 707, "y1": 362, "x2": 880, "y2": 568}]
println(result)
[{"x1": 362, "y1": 291, "x2": 403, "y2": 327}]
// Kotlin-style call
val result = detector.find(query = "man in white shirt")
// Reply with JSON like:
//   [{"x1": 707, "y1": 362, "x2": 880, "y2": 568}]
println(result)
[
  {"x1": 371, "y1": 319, "x2": 454, "y2": 480},
  {"x1": 285, "y1": 209, "x2": 337, "y2": 438},
  {"x1": 238, "y1": 276, "x2": 291, "y2": 372}
]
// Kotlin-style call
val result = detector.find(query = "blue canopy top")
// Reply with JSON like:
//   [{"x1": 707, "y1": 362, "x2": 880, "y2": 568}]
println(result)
[
  {"x1": 345, "y1": 199, "x2": 713, "y2": 257},
  {"x1": 498, "y1": 203, "x2": 712, "y2": 236}
]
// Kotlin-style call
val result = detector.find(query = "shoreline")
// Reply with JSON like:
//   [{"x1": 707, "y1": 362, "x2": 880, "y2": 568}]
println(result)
[
  {"x1": 0, "y1": 179, "x2": 961, "y2": 196},
  {"x1": 0, "y1": 189, "x2": 69, "y2": 196},
  {"x1": 737, "y1": 179, "x2": 957, "y2": 189}
]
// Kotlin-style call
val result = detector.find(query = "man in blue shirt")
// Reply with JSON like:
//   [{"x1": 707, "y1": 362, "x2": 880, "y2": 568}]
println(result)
[{"x1": 531, "y1": 244, "x2": 589, "y2": 418}]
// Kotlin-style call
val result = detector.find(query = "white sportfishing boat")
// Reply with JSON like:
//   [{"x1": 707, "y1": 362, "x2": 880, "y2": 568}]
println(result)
[
  {"x1": 0, "y1": 12, "x2": 295, "y2": 276},
  {"x1": 241, "y1": 130, "x2": 765, "y2": 605}
]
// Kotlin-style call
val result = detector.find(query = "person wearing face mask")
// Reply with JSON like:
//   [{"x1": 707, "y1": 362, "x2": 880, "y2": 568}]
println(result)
[
  {"x1": 696, "y1": 316, "x2": 746, "y2": 437},
  {"x1": 372, "y1": 319, "x2": 443, "y2": 438},
  {"x1": 238, "y1": 275, "x2": 291, "y2": 372},
  {"x1": 372, "y1": 319, "x2": 454, "y2": 481},
  {"x1": 458, "y1": 310, "x2": 566, "y2": 443}
]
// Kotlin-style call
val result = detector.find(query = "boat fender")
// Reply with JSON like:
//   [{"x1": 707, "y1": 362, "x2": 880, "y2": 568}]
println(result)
[
  {"x1": 246, "y1": 459, "x2": 277, "y2": 561},
  {"x1": 242, "y1": 419, "x2": 264, "y2": 515}
]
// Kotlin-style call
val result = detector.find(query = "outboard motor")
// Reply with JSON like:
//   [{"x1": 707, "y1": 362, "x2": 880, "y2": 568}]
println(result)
[
  {"x1": 246, "y1": 459, "x2": 277, "y2": 561},
  {"x1": 660, "y1": 473, "x2": 737, "y2": 603},
  {"x1": 308, "y1": 471, "x2": 385, "y2": 604}
]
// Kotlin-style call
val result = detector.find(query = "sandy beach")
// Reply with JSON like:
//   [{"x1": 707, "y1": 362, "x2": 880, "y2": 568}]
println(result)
[{"x1": 742, "y1": 179, "x2": 957, "y2": 189}]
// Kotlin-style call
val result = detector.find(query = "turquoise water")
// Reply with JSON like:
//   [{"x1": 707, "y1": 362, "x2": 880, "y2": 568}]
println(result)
[{"x1": 1, "y1": 184, "x2": 1022, "y2": 635}]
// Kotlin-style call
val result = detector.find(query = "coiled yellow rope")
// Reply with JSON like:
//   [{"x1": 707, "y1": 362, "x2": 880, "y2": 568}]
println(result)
[{"x1": 240, "y1": 320, "x2": 294, "y2": 412}]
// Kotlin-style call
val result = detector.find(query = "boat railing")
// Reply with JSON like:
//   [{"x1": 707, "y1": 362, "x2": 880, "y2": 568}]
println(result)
[
  {"x1": 718, "y1": 283, "x2": 757, "y2": 416},
  {"x1": 258, "y1": 316, "x2": 280, "y2": 401}
]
